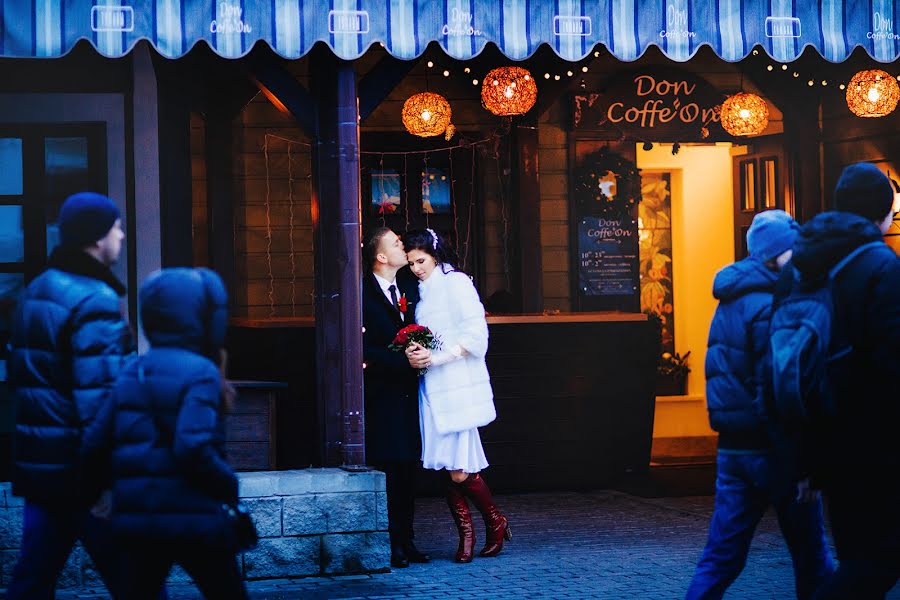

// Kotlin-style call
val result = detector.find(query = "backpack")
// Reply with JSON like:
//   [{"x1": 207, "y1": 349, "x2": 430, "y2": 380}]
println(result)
[{"x1": 768, "y1": 241, "x2": 882, "y2": 427}]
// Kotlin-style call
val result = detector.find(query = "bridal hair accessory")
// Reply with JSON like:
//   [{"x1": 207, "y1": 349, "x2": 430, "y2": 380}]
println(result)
[{"x1": 426, "y1": 228, "x2": 438, "y2": 250}]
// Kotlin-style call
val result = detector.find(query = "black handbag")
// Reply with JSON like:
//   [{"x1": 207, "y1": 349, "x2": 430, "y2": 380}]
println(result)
[{"x1": 224, "y1": 502, "x2": 258, "y2": 551}]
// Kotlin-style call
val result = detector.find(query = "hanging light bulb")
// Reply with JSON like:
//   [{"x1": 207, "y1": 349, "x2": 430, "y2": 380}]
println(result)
[
  {"x1": 720, "y1": 92, "x2": 769, "y2": 136},
  {"x1": 402, "y1": 92, "x2": 452, "y2": 137},
  {"x1": 846, "y1": 69, "x2": 900, "y2": 117},
  {"x1": 481, "y1": 66, "x2": 538, "y2": 116}
]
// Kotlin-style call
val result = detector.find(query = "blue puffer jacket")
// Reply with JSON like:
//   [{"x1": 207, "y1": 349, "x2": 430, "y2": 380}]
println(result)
[
  {"x1": 86, "y1": 268, "x2": 238, "y2": 546},
  {"x1": 8, "y1": 248, "x2": 131, "y2": 506},
  {"x1": 705, "y1": 257, "x2": 779, "y2": 450}
]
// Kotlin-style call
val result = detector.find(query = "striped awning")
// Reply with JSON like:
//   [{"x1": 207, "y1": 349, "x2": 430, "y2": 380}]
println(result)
[{"x1": 2, "y1": 0, "x2": 898, "y2": 63}]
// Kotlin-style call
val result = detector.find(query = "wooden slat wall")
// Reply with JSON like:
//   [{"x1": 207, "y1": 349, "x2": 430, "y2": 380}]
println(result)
[
  {"x1": 234, "y1": 90, "x2": 315, "y2": 319},
  {"x1": 190, "y1": 113, "x2": 209, "y2": 267},
  {"x1": 538, "y1": 101, "x2": 571, "y2": 312}
]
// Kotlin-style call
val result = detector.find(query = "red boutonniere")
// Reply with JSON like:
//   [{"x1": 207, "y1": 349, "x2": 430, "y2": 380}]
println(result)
[{"x1": 398, "y1": 294, "x2": 408, "y2": 313}]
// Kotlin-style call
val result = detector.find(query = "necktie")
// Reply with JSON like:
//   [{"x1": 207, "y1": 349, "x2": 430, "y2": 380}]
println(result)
[{"x1": 388, "y1": 284, "x2": 399, "y2": 310}]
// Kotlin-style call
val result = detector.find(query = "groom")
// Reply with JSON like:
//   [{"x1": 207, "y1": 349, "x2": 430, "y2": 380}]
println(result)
[{"x1": 362, "y1": 227, "x2": 430, "y2": 568}]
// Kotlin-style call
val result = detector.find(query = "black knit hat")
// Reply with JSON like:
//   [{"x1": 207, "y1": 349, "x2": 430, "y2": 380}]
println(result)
[
  {"x1": 58, "y1": 192, "x2": 120, "y2": 248},
  {"x1": 833, "y1": 163, "x2": 895, "y2": 222}
]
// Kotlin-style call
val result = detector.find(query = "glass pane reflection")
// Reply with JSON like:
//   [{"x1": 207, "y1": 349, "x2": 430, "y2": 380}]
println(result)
[
  {"x1": 45, "y1": 137, "x2": 89, "y2": 255},
  {"x1": 0, "y1": 206, "x2": 24, "y2": 262},
  {"x1": 0, "y1": 139, "x2": 24, "y2": 196}
]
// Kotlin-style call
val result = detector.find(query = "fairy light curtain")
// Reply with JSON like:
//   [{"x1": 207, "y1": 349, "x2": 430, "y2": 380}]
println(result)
[
  {"x1": 4, "y1": 0, "x2": 899, "y2": 63},
  {"x1": 261, "y1": 134, "x2": 313, "y2": 318}
]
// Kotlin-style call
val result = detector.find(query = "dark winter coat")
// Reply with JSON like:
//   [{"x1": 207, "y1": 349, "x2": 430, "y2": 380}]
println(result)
[
  {"x1": 86, "y1": 268, "x2": 238, "y2": 546},
  {"x1": 791, "y1": 212, "x2": 900, "y2": 478},
  {"x1": 705, "y1": 257, "x2": 779, "y2": 450},
  {"x1": 362, "y1": 268, "x2": 422, "y2": 463},
  {"x1": 8, "y1": 247, "x2": 131, "y2": 506}
]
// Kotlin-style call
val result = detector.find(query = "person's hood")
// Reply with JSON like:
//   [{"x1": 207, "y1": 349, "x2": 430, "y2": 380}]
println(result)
[
  {"x1": 712, "y1": 256, "x2": 778, "y2": 301},
  {"x1": 139, "y1": 268, "x2": 227, "y2": 359},
  {"x1": 792, "y1": 211, "x2": 884, "y2": 281}
]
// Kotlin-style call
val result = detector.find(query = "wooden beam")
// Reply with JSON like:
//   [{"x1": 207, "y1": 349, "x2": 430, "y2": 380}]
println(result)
[
  {"x1": 358, "y1": 54, "x2": 418, "y2": 121},
  {"x1": 246, "y1": 53, "x2": 317, "y2": 137}
]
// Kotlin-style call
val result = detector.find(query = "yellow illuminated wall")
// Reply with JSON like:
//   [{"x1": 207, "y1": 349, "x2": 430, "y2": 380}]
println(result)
[{"x1": 638, "y1": 143, "x2": 734, "y2": 438}]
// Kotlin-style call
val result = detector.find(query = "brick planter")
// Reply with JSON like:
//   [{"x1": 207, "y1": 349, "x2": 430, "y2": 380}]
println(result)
[{"x1": 0, "y1": 468, "x2": 388, "y2": 590}]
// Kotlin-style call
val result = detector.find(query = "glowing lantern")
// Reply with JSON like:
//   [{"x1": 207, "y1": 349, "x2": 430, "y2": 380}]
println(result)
[
  {"x1": 402, "y1": 92, "x2": 452, "y2": 137},
  {"x1": 481, "y1": 67, "x2": 538, "y2": 116},
  {"x1": 720, "y1": 92, "x2": 769, "y2": 136},
  {"x1": 845, "y1": 69, "x2": 900, "y2": 117}
]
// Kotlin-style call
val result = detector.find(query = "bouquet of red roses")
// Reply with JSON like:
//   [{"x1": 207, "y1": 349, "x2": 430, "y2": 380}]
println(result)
[{"x1": 389, "y1": 324, "x2": 442, "y2": 375}]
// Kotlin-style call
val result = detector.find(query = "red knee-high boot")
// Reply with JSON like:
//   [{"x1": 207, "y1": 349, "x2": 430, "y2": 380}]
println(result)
[
  {"x1": 459, "y1": 473, "x2": 511, "y2": 557},
  {"x1": 446, "y1": 483, "x2": 475, "y2": 563}
]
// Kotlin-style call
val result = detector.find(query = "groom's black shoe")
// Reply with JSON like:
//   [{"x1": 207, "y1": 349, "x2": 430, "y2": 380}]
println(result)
[
  {"x1": 404, "y1": 541, "x2": 431, "y2": 563},
  {"x1": 390, "y1": 544, "x2": 409, "y2": 568}
]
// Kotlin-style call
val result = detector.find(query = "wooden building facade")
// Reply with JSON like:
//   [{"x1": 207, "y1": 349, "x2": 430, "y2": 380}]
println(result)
[{"x1": 0, "y1": 1, "x2": 898, "y2": 489}]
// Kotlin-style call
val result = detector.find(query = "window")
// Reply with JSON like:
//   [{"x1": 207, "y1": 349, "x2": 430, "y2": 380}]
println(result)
[{"x1": 0, "y1": 125, "x2": 106, "y2": 380}]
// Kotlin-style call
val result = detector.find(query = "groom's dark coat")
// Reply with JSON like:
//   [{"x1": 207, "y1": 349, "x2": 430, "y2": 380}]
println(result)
[{"x1": 362, "y1": 267, "x2": 421, "y2": 463}]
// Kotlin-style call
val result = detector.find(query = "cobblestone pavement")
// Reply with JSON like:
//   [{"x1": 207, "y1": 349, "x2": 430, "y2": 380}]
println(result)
[{"x1": 34, "y1": 491, "x2": 900, "y2": 599}]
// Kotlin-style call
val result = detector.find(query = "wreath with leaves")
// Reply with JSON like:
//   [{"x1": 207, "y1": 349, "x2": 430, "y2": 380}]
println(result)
[{"x1": 573, "y1": 149, "x2": 642, "y2": 215}]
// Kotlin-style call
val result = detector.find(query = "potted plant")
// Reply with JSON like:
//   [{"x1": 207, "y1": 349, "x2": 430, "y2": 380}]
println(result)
[{"x1": 656, "y1": 351, "x2": 691, "y2": 396}]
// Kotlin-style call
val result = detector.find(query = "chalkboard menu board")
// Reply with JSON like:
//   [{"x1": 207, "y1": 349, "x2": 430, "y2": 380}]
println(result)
[
  {"x1": 569, "y1": 142, "x2": 641, "y2": 312},
  {"x1": 577, "y1": 215, "x2": 639, "y2": 298}
]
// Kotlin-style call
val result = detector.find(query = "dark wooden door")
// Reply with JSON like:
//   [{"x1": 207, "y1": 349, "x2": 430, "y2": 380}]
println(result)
[{"x1": 732, "y1": 136, "x2": 788, "y2": 260}]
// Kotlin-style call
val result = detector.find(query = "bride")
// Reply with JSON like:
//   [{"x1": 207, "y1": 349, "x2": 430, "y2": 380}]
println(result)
[{"x1": 402, "y1": 228, "x2": 511, "y2": 563}]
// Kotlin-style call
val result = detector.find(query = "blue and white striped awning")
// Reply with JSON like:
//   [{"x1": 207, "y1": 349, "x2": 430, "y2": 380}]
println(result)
[{"x1": 2, "y1": 0, "x2": 898, "y2": 63}]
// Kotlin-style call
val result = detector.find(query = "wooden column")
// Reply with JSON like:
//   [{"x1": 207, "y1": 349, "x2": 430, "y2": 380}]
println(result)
[
  {"x1": 311, "y1": 53, "x2": 365, "y2": 468},
  {"x1": 205, "y1": 100, "x2": 237, "y2": 299},
  {"x1": 152, "y1": 57, "x2": 194, "y2": 267},
  {"x1": 512, "y1": 117, "x2": 544, "y2": 313}
]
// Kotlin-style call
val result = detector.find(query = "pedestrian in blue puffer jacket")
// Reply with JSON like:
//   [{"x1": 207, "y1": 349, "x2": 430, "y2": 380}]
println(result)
[
  {"x1": 6, "y1": 192, "x2": 131, "y2": 599},
  {"x1": 685, "y1": 210, "x2": 834, "y2": 600},
  {"x1": 84, "y1": 267, "x2": 249, "y2": 599}
]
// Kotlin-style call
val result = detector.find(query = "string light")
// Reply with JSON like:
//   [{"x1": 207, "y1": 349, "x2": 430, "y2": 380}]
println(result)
[
  {"x1": 426, "y1": 61, "x2": 434, "y2": 68},
  {"x1": 582, "y1": 66, "x2": 589, "y2": 73},
  {"x1": 287, "y1": 142, "x2": 296, "y2": 316},
  {"x1": 263, "y1": 136, "x2": 276, "y2": 317},
  {"x1": 443, "y1": 70, "x2": 450, "y2": 77},
  {"x1": 544, "y1": 73, "x2": 550, "y2": 79}
]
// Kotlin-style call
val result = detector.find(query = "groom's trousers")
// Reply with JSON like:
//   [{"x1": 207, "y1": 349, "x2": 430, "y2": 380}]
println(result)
[{"x1": 374, "y1": 460, "x2": 417, "y2": 546}]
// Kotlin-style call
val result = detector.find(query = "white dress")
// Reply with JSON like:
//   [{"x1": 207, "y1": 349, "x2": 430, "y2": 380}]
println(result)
[{"x1": 416, "y1": 268, "x2": 490, "y2": 473}]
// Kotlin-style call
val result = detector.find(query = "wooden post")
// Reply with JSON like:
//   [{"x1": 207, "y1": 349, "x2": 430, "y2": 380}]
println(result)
[
  {"x1": 512, "y1": 117, "x2": 544, "y2": 313},
  {"x1": 204, "y1": 100, "x2": 237, "y2": 299},
  {"x1": 311, "y1": 52, "x2": 365, "y2": 468},
  {"x1": 782, "y1": 100, "x2": 824, "y2": 223}
]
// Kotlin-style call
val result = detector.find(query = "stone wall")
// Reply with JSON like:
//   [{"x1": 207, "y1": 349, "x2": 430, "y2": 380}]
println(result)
[{"x1": 0, "y1": 468, "x2": 389, "y2": 589}]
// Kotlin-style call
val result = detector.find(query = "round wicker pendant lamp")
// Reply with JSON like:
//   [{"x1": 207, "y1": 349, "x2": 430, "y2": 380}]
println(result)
[
  {"x1": 402, "y1": 92, "x2": 452, "y2": 137},
  {"x1": 481, "y1": 66, "x2": 538, "y2": 116},
  {"x1": 845, "y1": 69, "x2": 900, "y2": 118},
  {"x1": 720, "y1": 92, "x2": 769, "y2": 136}
]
